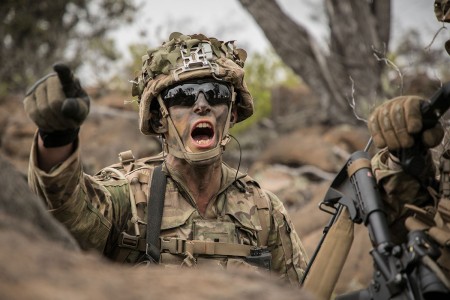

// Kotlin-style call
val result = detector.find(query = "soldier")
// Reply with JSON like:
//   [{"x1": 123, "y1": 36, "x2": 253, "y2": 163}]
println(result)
[
  {"x1": 366, "y1": 1, "x2": 450, "y2": 282},
  {"x1": 24, "y1": 32, "x2": 308, "y2": 285}
]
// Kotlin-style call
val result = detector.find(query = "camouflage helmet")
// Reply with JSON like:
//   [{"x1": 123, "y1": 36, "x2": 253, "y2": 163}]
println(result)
[
  {"x1": 434, "y1": 0, "x2": 450, "y2": 54},
  {"x1": 435, "y1": 0, "x2": 450, "y2": 21},
  {"x1": 132, "y1": 32, "x2": 254, "y2": 135}
]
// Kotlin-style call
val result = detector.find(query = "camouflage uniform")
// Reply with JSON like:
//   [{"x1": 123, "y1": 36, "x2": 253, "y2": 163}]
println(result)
[
  {"x1": 371, "y1": 149, "x2": 450, "y2": 280},
  {"x1": 28, "y1": 134, "x2": 308, "y2": 284}
]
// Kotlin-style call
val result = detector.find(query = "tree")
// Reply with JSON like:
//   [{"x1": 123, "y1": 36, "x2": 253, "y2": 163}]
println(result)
[
  {"x1": 237, "y1": 0, "x2": 391, "y2": 124},
  {"x1": 0, "y1": 0, "x2": 136, "y2": 96}
]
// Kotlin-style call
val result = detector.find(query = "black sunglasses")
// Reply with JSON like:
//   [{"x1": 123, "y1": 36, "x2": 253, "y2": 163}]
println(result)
[{"x1": 161, "y1": 81, "x2": 232, "y2": 108}]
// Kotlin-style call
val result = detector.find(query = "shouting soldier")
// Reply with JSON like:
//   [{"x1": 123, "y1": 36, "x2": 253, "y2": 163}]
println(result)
[{"x1": 24, "y1": 32, "x2": 308, "y2": 285}]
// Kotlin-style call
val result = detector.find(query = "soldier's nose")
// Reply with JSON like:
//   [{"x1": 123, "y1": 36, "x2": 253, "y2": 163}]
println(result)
[{"x1": 193, "y1": 93, "x2": 211, "y2": 114}]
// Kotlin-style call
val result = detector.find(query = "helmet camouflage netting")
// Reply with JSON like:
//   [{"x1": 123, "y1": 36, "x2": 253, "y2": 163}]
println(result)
[
  {"x1": 435, "y1": 0, "x2": 450, "y2": 22},
  {"x1": 434, "y1": 0, "x2": 450, "y2": 54},
  {"x1": 131, "y1": 32, "x2": 254, "y2": 135}
]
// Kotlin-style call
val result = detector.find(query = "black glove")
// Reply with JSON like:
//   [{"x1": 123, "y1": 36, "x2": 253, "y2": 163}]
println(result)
[{"x1": 24, "y1": 63, "x2": 90, "y2": 147}]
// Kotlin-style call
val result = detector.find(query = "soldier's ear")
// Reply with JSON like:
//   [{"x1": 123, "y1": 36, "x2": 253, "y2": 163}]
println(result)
[
  {"x1": 229, "y1": 105, "x2": 238, "y2": 128},
  {"x1": 150, "y1": 112, "x2": 168, "y2": 134}
]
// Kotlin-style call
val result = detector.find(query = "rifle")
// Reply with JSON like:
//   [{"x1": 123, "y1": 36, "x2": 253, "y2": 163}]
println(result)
[{"x1": 302, "y1": 83, "x2": 450, "y2": 299}]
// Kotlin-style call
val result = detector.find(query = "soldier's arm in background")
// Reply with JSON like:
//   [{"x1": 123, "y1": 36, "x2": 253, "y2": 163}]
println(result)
[
  {"x1": 368, "y1": 95, "x2": 450, "y2": 281},
  {"x1": 371, "y1": 148, "x2": 437, "y2": 244},
  {"x1": 367, "y1": 95, "x2": 443, "y2": 242}
]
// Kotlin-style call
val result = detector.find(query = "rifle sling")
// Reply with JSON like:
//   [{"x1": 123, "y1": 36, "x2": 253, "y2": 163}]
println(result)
[
  {"x1": 303, "y1": 206, "x2": 354, "y2": 299},
  {"x1": 146, "y1": 165, "x2": 167, "y2": 263}
]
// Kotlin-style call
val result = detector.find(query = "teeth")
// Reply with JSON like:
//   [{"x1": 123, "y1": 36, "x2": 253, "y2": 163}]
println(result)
[
  {"x1": 193, "y1": 122, "x2": 213, "y2": 145},
  {"x1": 196, "y1": 139, "x2": 209, "y2": 145},
  {"x1": 196, "y1": 122, "x2": 211, "y2": 129}
]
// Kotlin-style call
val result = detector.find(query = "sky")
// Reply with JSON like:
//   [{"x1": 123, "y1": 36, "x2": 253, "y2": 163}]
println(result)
[
  {"x1": 111, "y1": 0, "x2": 324, "y2": 57},
  {"x1": 83, "y1": 0, "x2": 447, "y2": 83},
  {"x1": 111, "y1": 0, "x2": 443, "y2": 53}
]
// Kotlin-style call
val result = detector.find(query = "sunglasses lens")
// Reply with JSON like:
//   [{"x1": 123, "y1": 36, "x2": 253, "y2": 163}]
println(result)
[
  {"x1": 162, "y1": 86, "x2": 197, "y2": 107},
  {"x1": 162, "y1": 81, "x2": 231, "y2": 108},
  {"x1": 204, "y1": 82, "x2": 231, "y2": 105}
]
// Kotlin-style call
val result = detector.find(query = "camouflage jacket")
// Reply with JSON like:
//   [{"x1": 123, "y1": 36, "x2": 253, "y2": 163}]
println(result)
[
  {"x1": 371, "y1": 149, "x2": 436, "y2": 243},
  {"x1": 28, "y1": 135, "x2": 308, "y2": 285},
  {"x1": 372, "y1": 149, "x2": 450, "y2": 279}
]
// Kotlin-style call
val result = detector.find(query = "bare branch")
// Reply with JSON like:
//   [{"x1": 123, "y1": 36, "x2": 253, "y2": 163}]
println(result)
[
  {"x1": 424, "y1": 23, "x2": 447, "y2": 51},
  {"x1": 347, "y1": 76, "x2": 368, "y2": 124},
  {"x1": 372, "y1": 44, "x2": 404, "y2": 95}
]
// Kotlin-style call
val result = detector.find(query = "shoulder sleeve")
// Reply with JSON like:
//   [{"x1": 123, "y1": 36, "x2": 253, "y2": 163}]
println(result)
[
  {"x1": 27, "y1": 133, "x2": 130, "y2": 253},
  {"x1": 265, "y1": 189, "x2": 309, "y2": 286}
]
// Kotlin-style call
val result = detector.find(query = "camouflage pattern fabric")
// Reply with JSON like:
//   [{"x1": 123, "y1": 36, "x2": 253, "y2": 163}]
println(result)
[
  {"x1": 192, "y1": 220, "x2": 237, "y2": 243},
  {"x1": 372, "y1": 148, "x2": 450, "y2": 281},
  {"x1": 371, "y1": 149, "x2": 436, "y2": 244},
  {"x1": 27, "y1": 132, "x2": 308, "y2": 284}
]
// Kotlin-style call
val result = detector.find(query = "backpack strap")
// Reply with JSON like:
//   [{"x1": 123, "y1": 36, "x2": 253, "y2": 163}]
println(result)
[
  {"x1": 238, "y1": 176, "x2": 272, "y2": 247},
  {"x1": 255, "y1": 190, "x2": 272, "y2": 247},
  {"x1": 145, "y1": 165, "x2": 167, "y2": 263}
]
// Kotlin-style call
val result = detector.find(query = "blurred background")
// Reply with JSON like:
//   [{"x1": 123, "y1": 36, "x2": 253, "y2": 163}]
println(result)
[{"x1": 1, "y1": 0, "x2": 449, "y2": 295}]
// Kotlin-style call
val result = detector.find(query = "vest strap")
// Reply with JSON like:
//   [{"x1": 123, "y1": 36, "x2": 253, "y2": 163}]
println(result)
[
  {"x1": 160, "y1": 237, "x2": 253, "y2": 257},
  {"x1": 145, "y1": 165, "x2": 167, "y2": 263},
  {"x1": 117, "y1": 236, "x2": 254, "y2": 258},
  {"x1": 255, "y1": 190, "x2": 271, "y2": 247}
]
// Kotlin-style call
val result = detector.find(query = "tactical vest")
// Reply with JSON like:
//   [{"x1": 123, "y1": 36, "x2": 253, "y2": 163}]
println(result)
[{"x1": 109, "y1": 150, "x2": 272, "y2": 269}]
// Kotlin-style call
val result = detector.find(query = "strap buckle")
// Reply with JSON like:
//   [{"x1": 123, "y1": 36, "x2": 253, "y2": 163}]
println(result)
[
  {"x1": 119, "y1": 150, "x2": 135, "y2": 164},
  {"x1": 119, "y1": 150, "x2": 135, "y2": 173},
  {"x1": 160, "y1": 237, "x2": 186, "y2": 254},
  {"x1": 118, "y1": 232, "x2": 139, "y2": 250}
]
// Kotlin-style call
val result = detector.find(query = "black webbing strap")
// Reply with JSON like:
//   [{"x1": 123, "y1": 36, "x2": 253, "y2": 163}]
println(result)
[{"x1": 146, "y1": 165, "x2": 167, "y2": 263}]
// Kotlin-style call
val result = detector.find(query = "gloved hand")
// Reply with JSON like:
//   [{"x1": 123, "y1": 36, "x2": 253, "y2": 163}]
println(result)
[
  {"x1": 24, "y1": 63, "x2": 90, "y2": 147},
  {"x1": 368, "y1": 95, "x2": 444, "y2": 152}
]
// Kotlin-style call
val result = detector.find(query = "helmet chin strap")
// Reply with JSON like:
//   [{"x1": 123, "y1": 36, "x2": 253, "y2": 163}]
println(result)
[{"x1": 156, "y1": 88, "x2": 235, "y2": 165}]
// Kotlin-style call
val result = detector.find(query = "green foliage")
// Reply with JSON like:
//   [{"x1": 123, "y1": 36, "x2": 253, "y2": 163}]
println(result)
[
  {"x1": 231, "y1": 48, "x2": 300, "y2": 134},
  {"x1": 0, "y1": 0, "x2": 136, "y2": 97}
]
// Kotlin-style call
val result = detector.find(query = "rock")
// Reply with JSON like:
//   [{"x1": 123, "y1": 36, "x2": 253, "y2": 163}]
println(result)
[{"x1": 255, "y1": 126, "x2": 344, "y2": 173}]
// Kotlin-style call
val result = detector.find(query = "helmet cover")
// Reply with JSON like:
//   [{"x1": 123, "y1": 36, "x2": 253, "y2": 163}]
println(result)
[{"x1": 132, "y1": 32, "x2": 254, "y2": 135}]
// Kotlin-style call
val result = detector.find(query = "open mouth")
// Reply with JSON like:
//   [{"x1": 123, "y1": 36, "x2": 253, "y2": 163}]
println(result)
[{"x1": 191, "y1": 121, "x2": 215, "y2": 148}]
